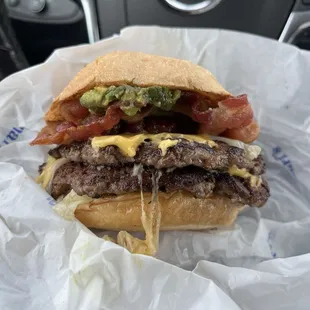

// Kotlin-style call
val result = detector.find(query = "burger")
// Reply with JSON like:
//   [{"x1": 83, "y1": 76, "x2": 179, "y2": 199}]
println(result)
[{"x1": 31, "y1": 51, "x2": 270, "y2": 255}]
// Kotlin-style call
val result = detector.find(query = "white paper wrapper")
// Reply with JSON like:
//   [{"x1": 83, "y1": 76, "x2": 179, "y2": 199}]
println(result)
[{"x1": 1, "y1": 26, "x2": 310, "y2": 309}]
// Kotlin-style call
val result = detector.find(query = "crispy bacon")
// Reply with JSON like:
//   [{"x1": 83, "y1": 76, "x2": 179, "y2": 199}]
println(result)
[
  {"x1": 31, "y1": 104, "x2": 123, "y2": 145},
  {"x1": 173, "y1": 93, "x2": 255, "y2": 138},
  {"x1": 56, "y1": 121, "x2": 75, "y2": 132},
  {"x1": 66, "y1": 106, "x2": 122, "y2": 141},
  {"x1": 196, "y1": 95, "x2": 254, "y2": 135},
  {"x1": 30, "y1": 122, "x2": 70, "y2": 145},
  {"x1": 60, "y1": 100, "x2": 89, "y2": 125},
  {"x1": 31, "y1": 94, "x2": 258, "y2": 145},
  {"x1": 222, "y1": 119, "x2": 260, "y2": 143}
]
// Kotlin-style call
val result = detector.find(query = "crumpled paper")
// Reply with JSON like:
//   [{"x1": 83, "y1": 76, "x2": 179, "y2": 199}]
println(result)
[{"x1": 0, "y1": 26, "x2": 310, "y2": 310}]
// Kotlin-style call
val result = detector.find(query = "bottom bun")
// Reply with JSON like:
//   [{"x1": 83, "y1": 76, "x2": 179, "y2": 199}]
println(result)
[{"x1": 75, "y1": 191, "x2": 244, "y2": 231}]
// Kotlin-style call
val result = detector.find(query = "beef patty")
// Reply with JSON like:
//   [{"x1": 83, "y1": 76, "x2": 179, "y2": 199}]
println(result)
[
  {"x1": 51, "y1": 162, "x2": 269, "y2": 207},
  {"x1": 49, "y1": 140, "x2": 265, "y2": 175}
]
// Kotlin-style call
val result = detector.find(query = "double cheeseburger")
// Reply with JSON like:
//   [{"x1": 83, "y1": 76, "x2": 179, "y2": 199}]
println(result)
[{"x1": 32, "y1": 51, "x2": 270, "y2": 255}]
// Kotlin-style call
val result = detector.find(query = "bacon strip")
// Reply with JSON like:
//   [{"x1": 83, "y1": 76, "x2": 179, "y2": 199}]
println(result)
[
  {"x1": 30, "y1": 122, "x2": 69, "y2": 145},
  {"x1": 195, "y1": 94, "x2": 254, "y2": 135},
  {"x1": 222, "y1": 119, "x2": 260, "y2": 143},
  {"x1": 66, "y1": 104, "x2": 123, "y2": 141},
  {"x1": 60, "y1": 100, "x2": 89, "y2": 125},
  {"x1": 31, "y1": 104, "x2": 123, "y2": 145},
  {"x1": 173, "y1": 93, "x2": 256, "y2": 138},
  {"x1": 31, "y1": 94, "x2": 258, "y2": 145}
]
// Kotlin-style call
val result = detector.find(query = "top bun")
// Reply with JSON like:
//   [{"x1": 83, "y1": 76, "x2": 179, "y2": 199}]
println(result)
[{"x1": 45, "y1": 51, "x2": 230, "y2": 122}]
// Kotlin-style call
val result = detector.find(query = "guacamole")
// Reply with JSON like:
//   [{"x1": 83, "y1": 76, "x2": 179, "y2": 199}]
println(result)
[{"x1": 79, "y1": 85, "x2": 181, "y2": 116}]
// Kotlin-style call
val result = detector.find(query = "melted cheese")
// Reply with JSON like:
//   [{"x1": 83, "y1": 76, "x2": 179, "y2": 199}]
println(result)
[
  {"x1": 36, "y1": 156, "x2": 57, "y2": 189},
  {"x1": 117, "y1": 167, "x2": 162, "y2": 256},
  {"x1": 210, "y1": 136, "x2": 261, "y2": 160},
  {"x1": 158, "y1": 139, "x2": 179, "y2": 156},
  {"x1": 91, "y1": 133, "x2": 217, "y2": 157},
  {"x1": 228, "y1": 165, "x2": 262, "y2": 187},
  {"x1": 36, "y1": 156, "x2": 68, "y2": 193}
]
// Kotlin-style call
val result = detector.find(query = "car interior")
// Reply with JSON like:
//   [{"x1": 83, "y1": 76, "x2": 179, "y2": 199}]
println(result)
[{"x1": 1, "y1": 0, "x2": 310, "y2": 81}]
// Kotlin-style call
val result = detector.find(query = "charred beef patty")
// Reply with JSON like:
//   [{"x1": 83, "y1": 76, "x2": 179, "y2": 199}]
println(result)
[
  {"x1": 51, "y1": 162, "x2": 269, "y2": 207},
  {"x1": 49, "y1": 140, "x2": 265, "y2": 175}
]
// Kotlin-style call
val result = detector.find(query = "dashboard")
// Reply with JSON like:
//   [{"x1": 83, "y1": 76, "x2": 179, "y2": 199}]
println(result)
[{"x1": 3, "y1": 0, "x2": 310, "y2": 69}]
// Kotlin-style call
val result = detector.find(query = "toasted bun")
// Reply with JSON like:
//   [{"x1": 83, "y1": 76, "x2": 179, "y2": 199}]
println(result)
[
  {"x1": 74, "y1": 191, "x2": 244, "y2": 231},
  {"x1": 45, "y1": 51, "x2": 230, "y2": 122}
]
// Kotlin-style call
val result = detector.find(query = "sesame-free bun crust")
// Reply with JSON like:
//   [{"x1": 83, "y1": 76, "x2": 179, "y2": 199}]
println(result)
[
  {"x1": 74, "y1": 191, "x2": 244, "y2": 231},
  {"x1": 45, "y1": 51, "x2": 231, "y2": 122}
]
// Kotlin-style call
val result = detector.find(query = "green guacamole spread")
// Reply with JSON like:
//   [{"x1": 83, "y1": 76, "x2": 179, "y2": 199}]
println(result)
[{"x1": 79, "y1": 85, "x2": 181, "y2": 116}]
